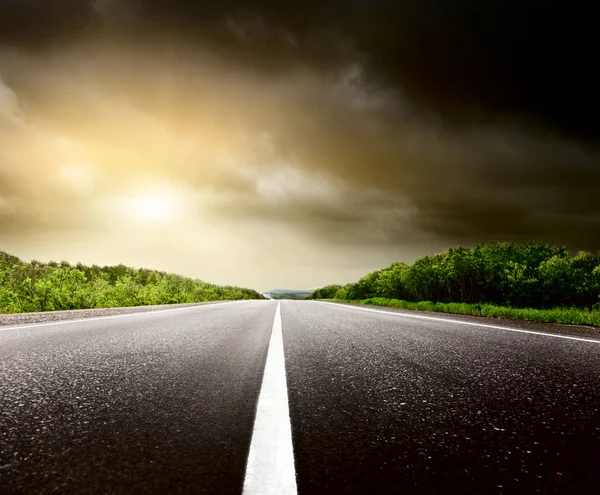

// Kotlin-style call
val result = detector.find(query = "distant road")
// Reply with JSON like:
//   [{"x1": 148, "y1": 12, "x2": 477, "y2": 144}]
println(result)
[{"x1": 1, "y1": 300, "x2": 599, "y2": 494}]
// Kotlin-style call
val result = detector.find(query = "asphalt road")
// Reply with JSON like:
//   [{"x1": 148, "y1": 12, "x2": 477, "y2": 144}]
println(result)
[
  {"x1": 2, "y1": 300, "x2": 600, "y2": 494},
  {"x1": 0, "y1": 301, "x2": 275, "y2": 494}
]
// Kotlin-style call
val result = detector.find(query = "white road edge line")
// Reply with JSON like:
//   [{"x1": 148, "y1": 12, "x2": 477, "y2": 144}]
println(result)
[
  {"x1": 243, "y1": 301, "x2": 297, "y2": 495},
  {"x1": 0, "y1": 300, "x2": 251, "y2": 333},
  {"x1": 321, "y1": 301, "x2": 600, "y2": 344}
]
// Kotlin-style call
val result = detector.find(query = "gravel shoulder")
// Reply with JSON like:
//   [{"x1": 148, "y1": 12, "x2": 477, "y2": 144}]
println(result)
[
  {"x1": 329, "y1": 301, "x2": 600, "y2": 340},
  {"x1": 0, "y1": 302, "x2": 226, "y2": 327}
]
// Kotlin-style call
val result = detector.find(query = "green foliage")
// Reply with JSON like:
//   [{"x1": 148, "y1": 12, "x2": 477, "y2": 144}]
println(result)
[
  {"x1": 360, "y1": 298, "x2": 600, "y2": 327},
  {"x1": 316, "y1": 263, "x2": 411, "y2": 302},
  {"x1": 306, "y1": 285, "x2": 343, "y2": 300},
  {"x1": 0, "y1": 251, "x2": 264, "y2": 314},
  {"x1": 309, "y1": 242, "x2": 600, "y2": 316},
  {"x1": 268, "y1": 289, "x2": 314, "y2": 300}
]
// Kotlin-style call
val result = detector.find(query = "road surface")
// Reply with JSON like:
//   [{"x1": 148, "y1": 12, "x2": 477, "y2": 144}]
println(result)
[{"x1": 1, "y1": 300, "x2": 599, "y2": 494}]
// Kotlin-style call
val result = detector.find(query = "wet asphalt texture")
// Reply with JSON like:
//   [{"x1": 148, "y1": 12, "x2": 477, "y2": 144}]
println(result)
[{"x1": 1, "y1": 300, "x2": 600, "y2": 494}]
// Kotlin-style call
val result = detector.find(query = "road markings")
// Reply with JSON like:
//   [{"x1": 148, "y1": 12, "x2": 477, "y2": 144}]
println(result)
[
  {"x1": 323, "y1": 302, "x2": 600, "y2": 344},
  {"x1": 243, "y1": 301, "x2": 297, "y2": 495},
  {"x1": 0, "y1": 300, "x2": 252, "y2": 333}
]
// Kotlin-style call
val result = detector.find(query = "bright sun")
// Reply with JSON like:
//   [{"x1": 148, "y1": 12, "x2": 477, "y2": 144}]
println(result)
[
  {"x1": 129, "y1": 197, "x2": 171, "y2": 221},
  {"x1": 111, "y1": 189, "x2": 185, "y2": 225}
]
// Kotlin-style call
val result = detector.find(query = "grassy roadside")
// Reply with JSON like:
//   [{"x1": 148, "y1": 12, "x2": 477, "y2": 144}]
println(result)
[{"x1": 327, "y1": 297, "x2": 600, "y2": 327}]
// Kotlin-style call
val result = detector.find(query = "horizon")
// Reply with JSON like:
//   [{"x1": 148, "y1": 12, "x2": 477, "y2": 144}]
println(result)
[
  {"x1": 1, "y1": 1, "x2": 598, "y2": 290},
  {"x1": 2, "y1": 239, "x2": 597, "y2": 295}
]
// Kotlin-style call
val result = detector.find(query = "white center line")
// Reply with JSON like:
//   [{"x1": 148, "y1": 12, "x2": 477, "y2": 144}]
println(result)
[
  {"x1": 243, "y1": 301, "x2": 297, "y2": 495},
  {"x1": 322, "y1": 301, "x2": 600, "y2": 344}
]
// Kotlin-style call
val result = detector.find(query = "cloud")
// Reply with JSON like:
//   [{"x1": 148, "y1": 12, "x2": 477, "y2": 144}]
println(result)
[
  {"x1": 0, "y1": 1, "x2": 100, "y2": 48},
  {"x1": 0, "y1": 2, "x2": 598, "y2": 289},
  {"x1": 106, "y1": 1, "x2": 600, "y2": 139},
  {"x1": 3, "y1": 1, "x2": 597, "y2": 137},
  {"x1": 0, "y1": 77, "x2": 23, "y2": 125}
]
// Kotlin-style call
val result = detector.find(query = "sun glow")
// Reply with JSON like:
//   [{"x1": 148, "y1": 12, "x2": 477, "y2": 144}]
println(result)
[
  {"x1": 127, "y1": 196, "x2": 173, "y2": 222},
  {"x1": 106, "y1": 186, "x2": 191, "y2": 226},
  {"x1": 134, "y1": 198, "x2": 169, "y2": 218}
]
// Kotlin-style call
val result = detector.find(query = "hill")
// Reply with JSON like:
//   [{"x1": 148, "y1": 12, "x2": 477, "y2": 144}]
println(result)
[
  {"x1": 0, "y1": 251, "x2": 264, "y2": 314},
  {"x1": 265, "y1": 289, "x2": 313, "y2": 300}
]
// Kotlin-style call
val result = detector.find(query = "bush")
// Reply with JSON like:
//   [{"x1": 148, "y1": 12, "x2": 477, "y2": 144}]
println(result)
[
  {"x1": 0, "y1": 251, "x2": 264, "y2": 313},
  {"x1": 359, "y1": 297, "x2": 600, "y2": 326},
  {"x1": 309, "y1": 241, "x2": 600, "y2": 311}
]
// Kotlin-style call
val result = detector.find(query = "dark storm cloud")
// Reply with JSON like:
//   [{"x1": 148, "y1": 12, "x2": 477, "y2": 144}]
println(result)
[
  {"x1": 2, "y1": 1, "x2": 597, "y2": 139},
  {"x1": 131, "y1": 0, "x2": 600, "y2": 139},
  {"x1": 0, "y1": 1, "x2": 100, "y2": 47}
]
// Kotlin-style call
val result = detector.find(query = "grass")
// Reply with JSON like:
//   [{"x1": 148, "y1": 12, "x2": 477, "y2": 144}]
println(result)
[{"x1": 331, "y1": 297, "x2": 600, "y2": 327}]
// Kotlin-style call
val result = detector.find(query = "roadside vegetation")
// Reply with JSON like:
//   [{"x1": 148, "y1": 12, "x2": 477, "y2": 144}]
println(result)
[
  {"x1": 0, "y1": 251, "x2": 264, "y2": 313},
  {"x1": 308, "y1": 242, "x2": 600, "y2": 326}
]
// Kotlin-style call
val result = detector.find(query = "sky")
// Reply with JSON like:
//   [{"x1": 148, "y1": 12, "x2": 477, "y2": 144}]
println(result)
[{"x1": 0, "y1": 1, "x2": 598, "y2": 291}]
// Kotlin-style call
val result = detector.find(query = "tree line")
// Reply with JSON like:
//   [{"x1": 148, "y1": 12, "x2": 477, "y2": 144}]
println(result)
[
  {"x1": 0, "y1": 251, "x2": 264, "y2": 313},
  {"x1": 308, "y1": 242, "x2": 600, "y2": 309}
]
